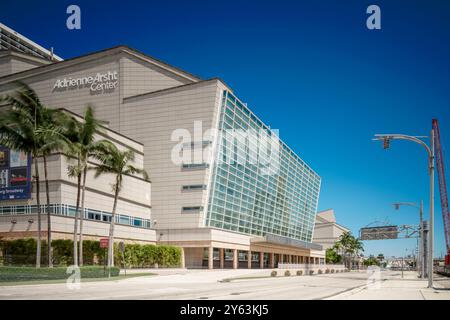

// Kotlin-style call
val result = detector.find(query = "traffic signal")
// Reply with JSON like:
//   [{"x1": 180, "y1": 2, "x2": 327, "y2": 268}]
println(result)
[{"x1": 383, "y1": 137, "x2": 390, "y2": 149}]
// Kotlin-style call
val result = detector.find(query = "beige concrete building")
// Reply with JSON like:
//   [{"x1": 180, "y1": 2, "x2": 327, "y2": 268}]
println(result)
[
  {"x1": 0, "y1": 109, "x2": 155, "y2": 243},
  {"x1": 312, "y1": 209, "x2": 349, "y2": 250},
  {"x1": 0, "y1": 25, "x2": 325, "y2": 268}
]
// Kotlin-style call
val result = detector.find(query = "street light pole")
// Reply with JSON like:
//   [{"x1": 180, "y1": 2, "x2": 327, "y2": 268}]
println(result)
[
  {"x1": 392, "y1": 201, "x2": 424, "y2": 279},
  {"x1": 373, "y1": 133, "x2": 435, "y2": 288},
  {"x1": 420, "y1": 200, "x2": 424, "y2": 279}
]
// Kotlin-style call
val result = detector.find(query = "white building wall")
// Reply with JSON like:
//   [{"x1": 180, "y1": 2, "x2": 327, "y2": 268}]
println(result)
[
  {"x1": 120, "y1": 55, "x2": 192, "y2": 99},
  {"x1": 0, "y1": 56, "x2": 122, "y2": 130},
  {"x1": 0, "y1": 56, "x2": 11, "y2": 77},
  {"x1": 120, "y1": 80, "x2": 224, "y2": 230},
  {"x1": 10, "y1": 56, "x2": 43, "y2": 74}
]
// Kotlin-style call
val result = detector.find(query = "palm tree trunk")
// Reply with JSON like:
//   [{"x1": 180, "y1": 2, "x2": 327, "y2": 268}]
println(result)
[
  {"x1": 73, "y1": 158, "x2": 81, "y2": 266},
  {"x1": 43, "y1": 155, "x2": 52, "y2": 268},
  {"x1": 78, "y1": 166, "x2": 87, "y2": 266},
  {"x1": 34, "y1": 156, "x2": 41, "y2": 268},
  {"x1": 107, "y1": 178, "x2": 120, "y2": 277}
]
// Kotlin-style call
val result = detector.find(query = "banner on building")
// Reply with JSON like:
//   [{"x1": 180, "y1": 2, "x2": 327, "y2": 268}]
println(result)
[{"x1": 0, "y1": 146, "x2": 32, "y2": 200}]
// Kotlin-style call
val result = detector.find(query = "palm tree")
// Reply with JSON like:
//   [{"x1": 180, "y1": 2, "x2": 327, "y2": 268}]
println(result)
[
  {"x1": 0, "y1": 83, "x2": 47, "y2": 267},
  {"x1": 350, "y1": 236, "x2": 364, "y2": 269},
  {"x1": 63, "y1": 116, "x2": 86, "y2": 267},
  {"x1": 66, "y1": 106, "x2": 110, "y2": 266},
  {"x1": 36, "y1": 108, "x2": 82, "y2": 267},
  {"x1": 67, "y1": 157, "x2": 82, "y2": 266},
  {"x1": 334, "y1": 231, "x2": 364, "y2": 269},
  {"x1": 36, "y1": 108, "x2": 70, "y2": 268},
  {"x1": 93, "y1": 144, "x2": 149, "y2": 276}
]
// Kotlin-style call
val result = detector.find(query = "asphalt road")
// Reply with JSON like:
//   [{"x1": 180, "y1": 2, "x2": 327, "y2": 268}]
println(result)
[{"x1": 0, "y1": 269, "x2": 448, "y2": 300}]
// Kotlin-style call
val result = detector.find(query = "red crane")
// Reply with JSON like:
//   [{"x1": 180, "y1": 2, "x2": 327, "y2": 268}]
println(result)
[{"x1": 432, "y1": 119, "x2": 450, "y2": 265}]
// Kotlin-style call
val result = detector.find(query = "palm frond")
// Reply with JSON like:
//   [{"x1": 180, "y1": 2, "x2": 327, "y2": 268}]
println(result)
[{"x1": 124, "y1": 165, "x2": 150, "y2": 181}]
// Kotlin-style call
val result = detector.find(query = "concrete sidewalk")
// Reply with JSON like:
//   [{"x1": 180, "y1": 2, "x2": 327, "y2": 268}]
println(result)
[{"x1": 328, "y1": 271, "x2": 450, "y2": 300}]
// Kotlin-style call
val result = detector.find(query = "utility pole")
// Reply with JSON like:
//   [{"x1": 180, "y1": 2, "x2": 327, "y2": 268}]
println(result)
[
  {"x1": 420, "y1": 200, "x2": 424, "y2": 278},
  {"x1": 429, "y1": 128, "x2": 435, "y2": 288},
  {"x1": 423, "y1": 220, "x2": 429, "y2": 278},
  {"x1": 392, "y1": 201, "x2": 424, "y2": 279},
  {"x1": 373, "y1": 132, "x2": 435, "y2": 288},
  {"x1": 401, "y1": 253, "x2": 404, "y2": 279}
]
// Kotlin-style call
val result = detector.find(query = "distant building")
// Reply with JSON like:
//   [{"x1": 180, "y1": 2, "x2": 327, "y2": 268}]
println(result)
[
  {"x1": 0, "y1": 22, "x2": 62, "y2": 62},
  {"x1": 312, "y1": 209, "x2": 349, "y2": 250}
]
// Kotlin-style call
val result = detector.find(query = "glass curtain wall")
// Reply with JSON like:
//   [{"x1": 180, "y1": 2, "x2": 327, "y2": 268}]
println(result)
[{"x1": 205, "y1": 90, "x2": 321, "y2": 242}]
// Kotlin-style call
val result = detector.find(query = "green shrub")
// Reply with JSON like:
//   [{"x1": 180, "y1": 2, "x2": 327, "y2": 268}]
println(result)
[
  {"x1": 309, "y1": 270, "x2": 314, "y2": 275},
  {"x1": 331, "y1": 269, "x2": 335, "y2": 273},
  {"x1": 115, "y1": 243, "x2": 182, "y2": 268},
  {"x1": 284, "y1": 270, "x2": 291, "y2": 277},
  {"x1": 318, "y1": 269, "x2": 323, "y2": 274},
  {"x1": 0, "y1": 238, "x2": 182, "y2": 268},
  {"x1": 82, "y1": 240, "x2": 103, "y2": 265},
  {"x1": 0, "y1": 238, "x2": 39, "y2": 266},
  {"x1": 296, "y1": 270, "x2": 303, "y2": 276},
  {"x1": 270, "y1": 270, "x2": 277, "y2": 277},
  {"x1": 0, "y1": 266, "x2": 119, "y2": 282},
  {"x1": 325, "y1": 269, "x2": 330, "y2": 274},
  {"x1": 52, "y1": 239, "x2": 74, "y2": 266}
]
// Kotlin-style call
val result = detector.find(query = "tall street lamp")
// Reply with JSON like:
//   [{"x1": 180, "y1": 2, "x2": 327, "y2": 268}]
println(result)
[
  {"x1": 373, "y1": 133, "x2": 435, "y2": 288},
  {"x1": 392, "y1": 201, "x2": 424, "y2": 279}
]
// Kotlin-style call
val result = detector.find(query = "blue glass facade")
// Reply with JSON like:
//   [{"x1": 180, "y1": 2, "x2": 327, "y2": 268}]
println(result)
[{"x1": 205, "y1": 91, "x2": 321, "y2": 242}]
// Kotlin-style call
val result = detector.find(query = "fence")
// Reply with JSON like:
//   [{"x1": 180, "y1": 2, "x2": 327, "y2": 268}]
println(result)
[{"x1": 435, "y1": 265, "x2": 450, "y2": 276}]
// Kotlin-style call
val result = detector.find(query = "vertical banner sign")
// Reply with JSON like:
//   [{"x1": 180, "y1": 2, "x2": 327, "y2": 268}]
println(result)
[{"x1": 0, "y1": 146, "x2": 32, "y2": 200}]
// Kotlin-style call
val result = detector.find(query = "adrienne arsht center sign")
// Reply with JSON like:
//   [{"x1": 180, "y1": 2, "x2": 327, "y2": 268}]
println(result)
[
  {"x1": 0, "y1": 147, "x2": 32, "y2": 200},
  {"x1": 53, "y1": 70, "x2": 118, "y2": 93}
]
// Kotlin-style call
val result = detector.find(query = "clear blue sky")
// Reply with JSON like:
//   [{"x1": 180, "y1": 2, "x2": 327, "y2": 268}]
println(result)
[{"x1": 2, "y1": 0, "x2": 449, "y2": 258}]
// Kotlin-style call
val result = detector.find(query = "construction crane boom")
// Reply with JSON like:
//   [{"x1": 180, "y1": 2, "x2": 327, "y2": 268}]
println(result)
[{"x1": 432, "y1": 119, "x2": 450, "y2": 265}]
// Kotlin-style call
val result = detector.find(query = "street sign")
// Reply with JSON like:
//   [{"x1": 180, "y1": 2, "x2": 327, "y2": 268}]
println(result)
[
  {"x1": 360, "y1": 225, "x2": 398, "y2": 240},
  {"x1": 100, "y1": 238, "x2": 109, "y2": 248}
]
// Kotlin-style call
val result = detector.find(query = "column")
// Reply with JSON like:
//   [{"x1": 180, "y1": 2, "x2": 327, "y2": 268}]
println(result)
[
  {"x1": 233, "y1": 249, "x2": 238, "y2": 269},
  {"x1": 259, "y1": 252, "x2": 264, "y2": 269},
  {"x1": 247, "y1": 250, "x2": 252, "y2": 269},
  {"x1": 208, "y1": 247, "x2": 213, "y2": 270},
  {"x1": 280, "y1": 254, "x2": 284, "y2": 264},
  {"x1": 180, "y1": 247, "x2": 185, "y2": 268},
  {"x1": 269, "y1": 252, "x2": 275, "y2": 268},
  {"x1": 219, "y1": 248, "x2": 224, "y2": 269}
]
